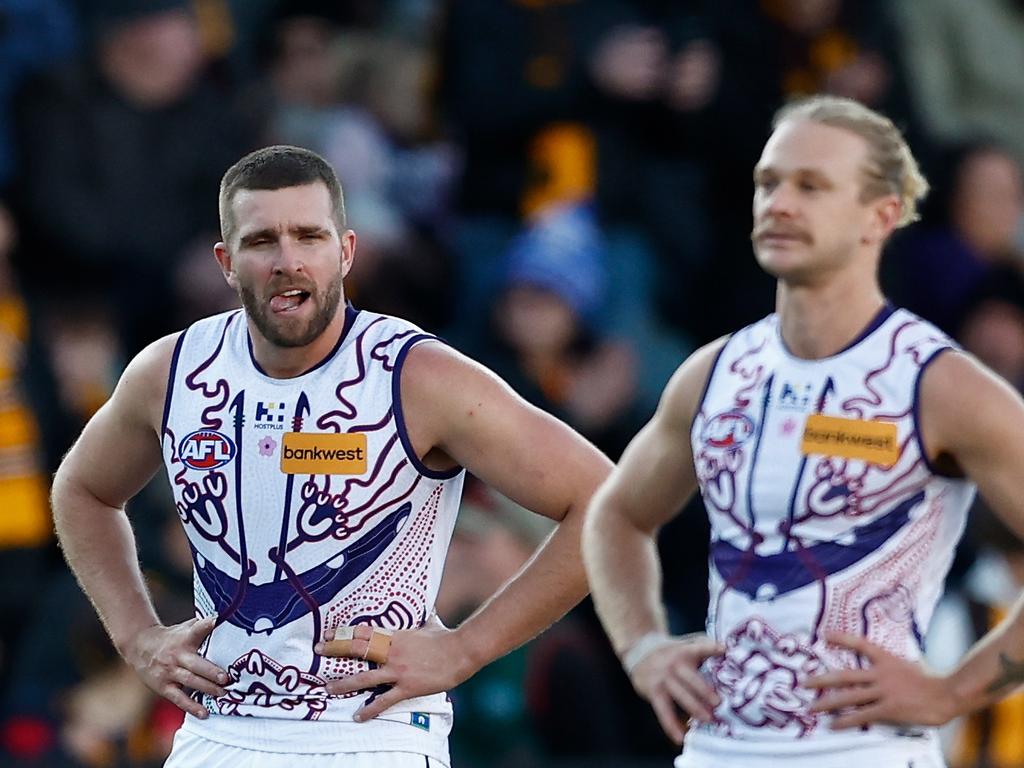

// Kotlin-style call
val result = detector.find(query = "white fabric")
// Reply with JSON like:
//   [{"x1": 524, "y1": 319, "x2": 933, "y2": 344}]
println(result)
[
  {"x1": 677, "y1": 729, "x2": 947, "y2": 768},
  {"x1": 165, "y1": 728, "x2": 448, "y2": 767},
  {"x1": 687, "y1": 307, "x2": 975, "y2": 755},
  {"x1": 161, "y1": 307, "x2": 464, "y2": 755}
]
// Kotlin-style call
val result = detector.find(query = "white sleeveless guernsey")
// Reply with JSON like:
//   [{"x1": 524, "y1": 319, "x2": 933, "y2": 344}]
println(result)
[
  {"x1": 686, "y1": 306, "x2": 975, "y2": 760},
  {"x1": 160, "y1": 306, "x2": 464, "y2": 760}
]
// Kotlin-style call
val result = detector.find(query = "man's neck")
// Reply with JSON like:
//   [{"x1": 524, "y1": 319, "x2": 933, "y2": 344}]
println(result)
[
  {"x1": 776, "y1": 265, "x2": 886, "y2": 360},
  {"x1": 247, "y1": 307, "x2": 348, "y2": 379}
]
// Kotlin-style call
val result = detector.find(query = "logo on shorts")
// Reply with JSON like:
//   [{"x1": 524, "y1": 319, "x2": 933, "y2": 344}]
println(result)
[
  {"x1": 280, "y1": 433, "x2": 368, "y2": 475},
  {"x1": 702, "y1": 411, "x2": 756, "y2": 449},
  {"x1": 180, "y1": 430, "x2": 236, "y2": 470},
  {"x1": 411, "y1": 712, "x2": 431, "y2": 731}
]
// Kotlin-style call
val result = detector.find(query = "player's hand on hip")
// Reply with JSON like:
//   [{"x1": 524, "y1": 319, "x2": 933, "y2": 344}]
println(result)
[
  {"x1": 122, "y1": 615, "x2": 228, "y2": 719},
  {"x1": 317, "y1": 614, "x2": 475, "y2": 722},
  {"x1": 628, "y1": 633, "x2": 724, "y2": 744},
  {"x1": 805, "y1": 631, "x2": 957, "y2": 729}
]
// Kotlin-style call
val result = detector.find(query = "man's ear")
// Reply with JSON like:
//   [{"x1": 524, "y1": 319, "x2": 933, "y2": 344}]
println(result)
[
  {"x1": 863, "y1": 194, "x2": 902, "y2": 246},
  {"x1": 340, "y1": 229, "x2": 357, "y2": 279},
  {"x1": 213, "y1": 242, "x2": 239, "y2": 290}
]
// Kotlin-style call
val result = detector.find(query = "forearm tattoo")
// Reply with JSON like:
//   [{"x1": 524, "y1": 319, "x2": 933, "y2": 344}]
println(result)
[{"x1": 985, "y1": 652, "x2": 1024, "y2": 696}]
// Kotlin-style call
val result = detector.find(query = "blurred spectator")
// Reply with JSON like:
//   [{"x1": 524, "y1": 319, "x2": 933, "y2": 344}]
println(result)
[
  {"x1": 957, "y1": 268, "x2": 1024, "y2": 390},
  {"x1": 585, "y1": 1, "x2": 721, "y2": 341},
  {"x1": 470, "y1": 204, "x2": 644, "y2": 458},
  {"x1": 0, "y1": 496, "x2": 192, "y2": 766},
  {"x1": 0, "y1": 205, "x2": 55, "y2": 695},
  {"x1": 436, "y1": 482, "x2": 552, "y2": 768},
  {"x1": 439, "y1": 0, "x2": 599, "y2": 219},
  {"x1": 887, "y1": 142, "x2": 1024, "y2": 334},
  {"x1": 439, "y1": 480, "x2": 631, "y2": 767},
  {"x1": 13, "y1": 0, "x2": 256, "y2": 354},
  {"x1": 0, "y1": 0, "x2": 78, "y2": 191},
  {"x1": 260, "y1": 2, "x2": 457, "y2": 330},
  {"x1": 1, "y1": 567, "x2": 191, "y2": 767},
  {"x1": 895, "y1": 0, "x2": 1024, "y2": 170}
]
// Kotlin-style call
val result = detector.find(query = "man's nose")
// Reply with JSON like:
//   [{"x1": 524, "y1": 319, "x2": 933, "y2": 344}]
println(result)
[
  {"x1": 762, "y1": 182, "x2": 797, "y2": 218},
  {"x1": 273, "y1": 238, "x2": 305, "y2": 274}
]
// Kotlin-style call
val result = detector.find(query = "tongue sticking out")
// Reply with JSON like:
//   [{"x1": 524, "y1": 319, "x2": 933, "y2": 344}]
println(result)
[{"x1": 270, "y1": 292, "x2": 306, "y2": 312}]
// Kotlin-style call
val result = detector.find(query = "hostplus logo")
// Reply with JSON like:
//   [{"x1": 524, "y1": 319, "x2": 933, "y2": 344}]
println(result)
[
  {"x1": 779, "y1": 381, "x2": 813, "y2": 412},
  {"x1": 255, "y1": 401, "x2": 287, "y2": 430}
]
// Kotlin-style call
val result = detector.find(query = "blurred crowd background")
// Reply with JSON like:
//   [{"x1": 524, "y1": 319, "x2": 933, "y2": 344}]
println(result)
[{"x1": 2, "y1": 0, "x2": 1024, "y2": 765}]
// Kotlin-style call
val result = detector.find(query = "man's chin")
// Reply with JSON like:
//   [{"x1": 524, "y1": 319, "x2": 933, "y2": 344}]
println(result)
[
  {"x1": 264, "y1": 322, "x2": 321, "y2": 348},
  {"x1": 755, "y1": 249, "x2": 808, "y2": 279}
]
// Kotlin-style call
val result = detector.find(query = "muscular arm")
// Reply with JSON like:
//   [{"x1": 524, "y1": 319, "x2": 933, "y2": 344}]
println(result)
[
  {"x1": 52, "y1": 334, "x2": 224, "y2": 717},
  {"x1": 582, "y1": 338, "x2": 723, "y2": 656},
  {"x1": 404, "y1": 341, "x2": 613, "y2": 670},
  {"x1": 52, "y1": 335, "x2": 173, "y2": 652},
  {"x1": 581, "y1": 339, "x2": 726, "y2": 742},
  {"x1": 921, "y1": 351, "x2": 1024, "y2": 715}
]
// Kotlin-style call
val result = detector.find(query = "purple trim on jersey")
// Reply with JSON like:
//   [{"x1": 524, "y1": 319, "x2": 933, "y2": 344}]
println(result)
[
  {"x1": 913, "y1": 345, "x2": 955, "y2": 477},
  {"x1": 778, "y1": 302, "x2": 896, "y2": 360},
  {"x1": 837, "y1": 302, "x2": 895, "y2": 354},
  {"x1": 392, "y1": 334, "x2": 463, "y2": 480},
  {"x1": 744, "y1": 374, "x2": 775, "y2": 528},
  {"x1": 160, "y1": 331, "x2": 186, "y2": 436},
  {"x1": 782, "y1": 377, "x2": 835, "y2": 548},
  {"x1": 216, "y1": 391, "x2": 253, "y2": 629},
  {"x1": 711, "y1": 490, "x2": 925, "y2": 598},
  {"x1": 246, "y1": 303, "x2": 360, "y2": 377},
  {"x1": 690, "y1": 336, "x2": 732, "y2": 437},
  {"x1": 273, "y1": 393, "x2": 311, "y2": 583}
]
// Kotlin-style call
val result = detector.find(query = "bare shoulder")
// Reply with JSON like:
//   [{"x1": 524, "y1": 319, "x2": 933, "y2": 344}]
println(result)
[
  {"x1": 919, "y1": 349, "x2": 1016, "y2": 419},
  {"x1": 657, "y1": 335, "x2": 730, "y2": 432},
  {"x1": 113, "y1": 332, "x2": 182, "y2": 431},
  {"x1": 398, "y1": 338, "x2": 610, "y2": 511},
  {"x1": 400, "y1": 338, "x2": 512, "y2": 406},
  {"x1": 398, "y1": 338, "x2": 526, "y2": 446},
  {"x1": 918, "y1": 349, "x2": 1024, "y2": 466}
]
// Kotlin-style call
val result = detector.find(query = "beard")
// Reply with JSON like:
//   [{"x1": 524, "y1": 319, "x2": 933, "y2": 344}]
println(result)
[{"x1": 239, "y1": 269, "x2": 343, "y2": 348}]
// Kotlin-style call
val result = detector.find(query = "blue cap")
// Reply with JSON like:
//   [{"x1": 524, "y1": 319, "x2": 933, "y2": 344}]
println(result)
[{"x1": 502, "y1": 203, "x2": 607, "y2": 323}]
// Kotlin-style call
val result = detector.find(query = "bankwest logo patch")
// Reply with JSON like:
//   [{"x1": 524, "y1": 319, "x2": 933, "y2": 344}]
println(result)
[
  {"x1": 280, "y1": 433, "x2": 368, "y2": 475},
  {"x1": 180, "y1": 430, "x2": 236, "y2": 470},
  {"x1": 800, "y1": 414, "x2": 898, "y2": 466}
]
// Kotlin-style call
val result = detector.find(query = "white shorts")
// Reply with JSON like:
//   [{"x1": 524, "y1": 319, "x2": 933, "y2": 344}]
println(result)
[
  {"x1": 165, "y1": 730, "x2": 448, "y2": 768},
  {"x1": 675, "y1": 732, "x2": 947, "y2": 768}
]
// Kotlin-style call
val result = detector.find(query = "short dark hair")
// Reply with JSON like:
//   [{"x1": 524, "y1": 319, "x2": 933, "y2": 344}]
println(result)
[{"x1": 218, "y1": 145, "x2": 346, "y2": 244}]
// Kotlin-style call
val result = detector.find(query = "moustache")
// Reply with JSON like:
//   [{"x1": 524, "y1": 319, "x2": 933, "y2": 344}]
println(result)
[{"x1": 751, "y1": 226, "x2": 812, "y2": 243}]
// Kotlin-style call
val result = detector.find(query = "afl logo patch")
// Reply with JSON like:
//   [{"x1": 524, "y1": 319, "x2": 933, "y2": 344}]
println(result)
[
  {"x1": 180, "y1": 430, "x2": 236, "y2": 470},
  {"x1": 702, "y1": 411, "x2": 755, "y2": 449}
]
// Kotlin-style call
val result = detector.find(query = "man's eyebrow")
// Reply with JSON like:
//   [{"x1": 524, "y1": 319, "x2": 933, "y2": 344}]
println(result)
[
  {"x1": 754, "y1": 165, "x2": 833, "y2": 182},
  {"x1": 239, "y1": 228, "x2": 277, "y2": 246},
  {"x1": 291, "y1": 225, "x2": 329, "y2": 236}
]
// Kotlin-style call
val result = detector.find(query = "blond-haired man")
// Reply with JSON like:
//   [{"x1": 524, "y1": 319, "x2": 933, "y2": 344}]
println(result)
[{"x1": 584, "y1": 95, "x2": 1024, "y2": 767}]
